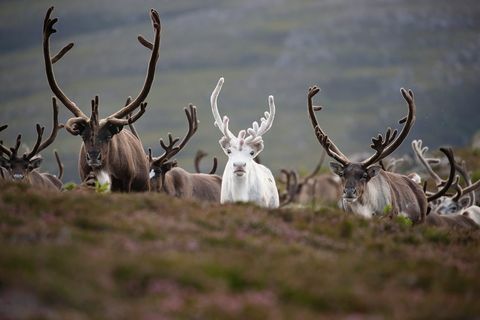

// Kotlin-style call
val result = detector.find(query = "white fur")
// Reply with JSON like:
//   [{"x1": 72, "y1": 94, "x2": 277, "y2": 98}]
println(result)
[
  {"x1": 94, "y1": 169, "x2": 111, "y2": 192},
  {"x1": 462, "y1": 206, "x2": 480, "y2": 225},
  {"x1": 211, "y1": 77, "x2": 279, "y2": 208}
]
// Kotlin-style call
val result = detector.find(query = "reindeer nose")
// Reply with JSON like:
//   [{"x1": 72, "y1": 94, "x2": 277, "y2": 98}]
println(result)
[
  {"x1": 233, "y1": 162, "x2": 246, "y2": 169},
  {"x1": 344, "y1": 187, "x2": 357, "y2": 198},
  {"x1": 96, "y1": 153, "x2": 102, "y2": 161}
]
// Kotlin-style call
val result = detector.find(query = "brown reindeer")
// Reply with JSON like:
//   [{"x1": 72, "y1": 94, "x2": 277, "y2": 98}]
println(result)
[
  {"x1": 0, "y1": 99, "x2": 63, "y2": 190},
  {"x1": 194, "y1": 150, "x2": 218, "y2": 174},
  {"x1": 307, "y1": 85, "x2": 430, "y2": 223},
  {"x1": 43, "y1": 7, "x2": 161, "y2": 192},
  {"x1": 149, "y1": 105, "x2": 222, "y2": 202},
  {"x1": 280, "y1": 150, "x2": 342, "y2": 207}
]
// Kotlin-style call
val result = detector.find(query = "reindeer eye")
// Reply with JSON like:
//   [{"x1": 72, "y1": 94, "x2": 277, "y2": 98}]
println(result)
[
  {"x1": 362, "y1": 173, "x2": 368, "y2": 179},
  {"x1": 227, "y1": 149, "x2": 231, "y2": 154},
  {"x1": 250, "y1": 151, "x2": 254, "y2": 156}
]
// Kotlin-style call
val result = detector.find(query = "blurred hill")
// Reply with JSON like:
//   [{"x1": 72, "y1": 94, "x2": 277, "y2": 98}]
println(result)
[{"x1": 0, "y1": 0, "x2": 479, "y2": 182}]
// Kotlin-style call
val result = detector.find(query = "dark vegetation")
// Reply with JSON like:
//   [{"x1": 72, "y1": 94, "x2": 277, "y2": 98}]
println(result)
[{"x1": 0, "y1": 181, "x2": 479, "y2": 319}]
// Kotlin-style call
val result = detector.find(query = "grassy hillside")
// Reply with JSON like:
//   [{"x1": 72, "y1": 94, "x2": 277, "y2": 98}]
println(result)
[
  {"x1": 0, "y1": 0, "x2": 479, "y2": 182},
  {"x1": 0, "y1": 182, "x2": 480, "y2": 319}
]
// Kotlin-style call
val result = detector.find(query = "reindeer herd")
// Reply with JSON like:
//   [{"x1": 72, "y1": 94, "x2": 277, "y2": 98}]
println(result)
[{"x1": 1, "y1": 7, "x2": 479, "y2": 230}]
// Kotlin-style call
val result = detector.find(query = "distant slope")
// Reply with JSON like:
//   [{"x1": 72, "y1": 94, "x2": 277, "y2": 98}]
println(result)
[{"x1": 0, "y1": 0, "x2": 479, "y2": 181}]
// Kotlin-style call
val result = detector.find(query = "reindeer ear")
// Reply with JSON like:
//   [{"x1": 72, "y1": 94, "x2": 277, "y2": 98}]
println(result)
[
  {"x1": 367, "y1": 165, "x2": 382, "y2": 178},
  {"x1": 329, "y1": 162, "x2": 343, "y2": 176},
  {"x1": 458, "y1": 196, "x2": 471, "y2": 209},
  {"x1": 250, "y1": 140, "x2": 264, "y2": 154},
  {"x1": 219, "y1": 137, "x2": 230, "y2": 150},
  {"x1": 28, "y1": 156, "x2": 43, "y2": 170}
]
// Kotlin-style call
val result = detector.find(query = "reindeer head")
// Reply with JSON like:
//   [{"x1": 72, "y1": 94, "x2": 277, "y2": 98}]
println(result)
[
  {"x1": 0, "y1": 99, "x2": 62, "y2": 181},
  {"x1": 43, "y1": 7, "x2": 160, "y2": 169},
  {"x1": 210, "y1": 77, "x2": 275, "y2": 178},
  {"x1": 307, "y1": 85, "x2": 416, "y2": 202}
]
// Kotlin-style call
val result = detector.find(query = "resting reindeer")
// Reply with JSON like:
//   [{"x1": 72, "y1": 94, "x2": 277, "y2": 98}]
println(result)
[
  {"x1": 418, "y1": 150, "x2": 480, "y2": 230},
  {"x1": 148, "y1": 104, "x2": 222, "y2": 202},
  {"x1": 280, "y1": 150, "x2": 342, "y2": 206},
  {"x1": 210, "y1": 77, "x2": 279, "y2": 208},
  {"x1": 413, "y1": 140, "x2": 480, "y2": 226},
  {"x1": 307, "y1": 85, "x2": 430, "y2": 222},
  {"x1": 43, "y1": 7, "x2": 161, "y2": 192},
  {"x1": 194, "y1": 150, "x2": 218, "y2": 174},
  {"x1": 0, "y1": 98, "x2": 63, "y2": 190}
]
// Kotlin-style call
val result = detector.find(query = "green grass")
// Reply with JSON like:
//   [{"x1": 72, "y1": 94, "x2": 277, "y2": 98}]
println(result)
[{"x1": 0, "y1": 181, "x2": 479, "y2": 319}]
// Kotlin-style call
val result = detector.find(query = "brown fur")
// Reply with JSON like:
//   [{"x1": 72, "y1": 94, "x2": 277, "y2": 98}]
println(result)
[
  {"x1": 152, "y1": 167, "x2": 221, "y2": 202},
  {"x1": 79, "y1": 130, "x2": 149, "y2": 192},
  {"x1": 426, "y1": 212, "x2": 479, "y2": 230},
  {"x1": 27, "y1": 170, "x2": 62, "y2": 191},
  {"x1": 382, "y1": 170, "x2": 428, "y2": 222},
  {"x1": 296, "y1": 174, "x2": 342, "y2": 205}
]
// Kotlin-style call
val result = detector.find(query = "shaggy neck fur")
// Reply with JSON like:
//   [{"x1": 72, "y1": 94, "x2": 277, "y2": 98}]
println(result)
[
  {"x1": 221, "y1": 161, "x2": 279, "y2": 208},
  {"x1": 341, "y1": 174, "x2": 392, "y2": 218}
]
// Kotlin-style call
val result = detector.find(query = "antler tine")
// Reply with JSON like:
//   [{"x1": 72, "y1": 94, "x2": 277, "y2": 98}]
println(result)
[
  {"x1": 176, "y1": 104, "x2": 198, "y2": 152},
  {"x1": 43, "y1": 7, "x2": 85, "y2": 118},
  {"x1": 11, "y1": 135, "x2": 22, "y2": 158},
  {"x1": 362, "y1": 88, "x2": 416, "y2": 167},
  {"x1": 194, "y1": 150, "x2": 207, "y2": 173},
  {"x1": 246, "y1": 95, "x2": 276, "y2": 140},
  {"x1": 32, "y1": 97, "x2": 63, "y2": 157},
  {"x1": 110, "y1": 9, "x2": 161, "y2": 120},
  {"x1": 427, "y1": 147, "x2": 456, "y2": 203},
  {"x1": 209, "y1": 157, "x2": 218, "y2": 175},
  {"x1": 303, "y1": 149, "x2": 326, "y2": 182},
  {"x1": 0, "y1": 126, "x2": 11, "y2": 157},
  {"x1": 193, "y1": 150, "x2": 218, "y2": 174},
  {"x1": 451, "y1": 176, "x2": 463, "y2": 202},
  {"x1": 453, "y1": 159, "x2": 479, "y2": 206},
  {"x1": 211, "y1": 77, "x2": 235, "y2": 140},
  {"x1": 150, "y1": 133, "x2": 180, "y2": 166},
  {"x1": 411, "y1": 139, "x2": 444, "y2": 187},
  {"x1": 108, "y1": 102, "x2": 148, "y2": 126},
  {"x1": 54, "y1": 149, "x2": 64, "y2": 180},
  {"x1": 0, "y1": 141, "x2": 11, "y2": 157},
  {"x1": 24, "y1": 124, "x2": 45, "y2": 160},
  {"x1": 307, "y1": 85, "x2": 350, "y2": 166}
]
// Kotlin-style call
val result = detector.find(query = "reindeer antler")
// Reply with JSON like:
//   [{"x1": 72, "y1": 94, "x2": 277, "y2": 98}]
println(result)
[
  {"x1": 412, "y1": 139, "x2": 444, "y2": 187},
  {"x1": 361, "y1": 88, "x2": 416, "y2": 167},
  {"x1": 427, "y1": 147, "x2": 456, "y2": 203},
  {"x1": 210, "y1": 77, "x2": 235, "y2": 141},
  {"x1": 150, "y1": 104, "x2": 198, "y2": 167},
  {"x1": 454, "y1": 159, "x2": 480, "y2": 206},
  {"x1": 108, "y1": 9, "x2": 160, "y2": 120},
  {"x1": 307, "y1": 86, "x2": 350, "y2": 166},
  {"x1": 25, "y1": 97, "x2": 63, "y2": 160},
  {"x1": 245, "y1": 95, "x2": 276, "y2": 142},
  {"x1": 44, "y1": 7, "x2": 160, "y2": 124},
  {"x1": 194, "y1": 150, "x2": 218, "y2": 174},
  {"x1": 43, "y1": 7, "x2": 85, "y2": 118}
]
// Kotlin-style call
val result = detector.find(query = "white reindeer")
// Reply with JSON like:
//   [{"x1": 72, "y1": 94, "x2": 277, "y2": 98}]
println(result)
[{"x1": 210, "y1": 77, "x2": 279, "y2": 208}]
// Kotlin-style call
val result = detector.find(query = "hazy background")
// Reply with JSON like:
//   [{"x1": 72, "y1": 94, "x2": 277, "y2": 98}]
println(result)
[{"x1": 0, "y1": 0, "x2": 479, "y2": 182}]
